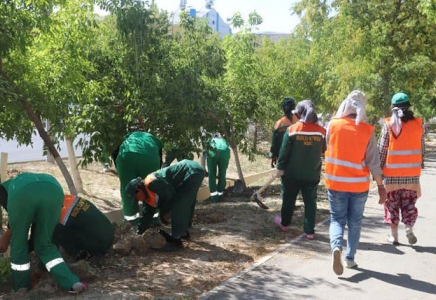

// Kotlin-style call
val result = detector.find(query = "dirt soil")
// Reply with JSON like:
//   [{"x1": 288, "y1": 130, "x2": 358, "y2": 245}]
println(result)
[{"x1": 0, "y1": 142, "x2": 332, "y2": 299}]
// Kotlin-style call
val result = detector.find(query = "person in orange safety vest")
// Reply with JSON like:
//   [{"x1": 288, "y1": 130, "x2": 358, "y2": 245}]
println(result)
[
  {"x1": 325, "y1": 90, "x2": 386, "y2": 276},
  {"x1": 378, "y1": 92, "x2": 425, "y2": 246}
]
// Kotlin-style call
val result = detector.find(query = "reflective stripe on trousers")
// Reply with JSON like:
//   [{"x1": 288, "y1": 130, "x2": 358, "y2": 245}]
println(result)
[
  {"x1": 124, "y1": 212, "x2": 140, "y2": 221},
  {"x1": 10, "y1": 262, "x2": 30, "y2": 271},
  {"x1": 46, "y1": 258, "x2": 65, "y2": 272}
]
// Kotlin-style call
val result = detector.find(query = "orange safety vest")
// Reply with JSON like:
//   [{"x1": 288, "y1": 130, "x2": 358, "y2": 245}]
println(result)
[
  {"x1": 59, "y1": 194, "x2": 81, "y2": 225},
  {"x1": 274, "y1": 116, "x2": 292, "y2": 132},
  {"x1": 383, "y1": 117, "x2": 422, "y2": 177},
  {"x1": 144, "y1": 174, "x2": 159, "y2": 208},
  {"x1": 325, "y1": 117, "x2": 374, "y2": 192}
]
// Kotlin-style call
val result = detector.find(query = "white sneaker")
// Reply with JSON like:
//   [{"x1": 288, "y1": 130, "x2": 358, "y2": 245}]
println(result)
[
  {"x1": 344, "y1": 259, "x2": 358, "y2": 269},
  {"x1": 332, "y1": 247, "x2": 343, "y2": 275},
  {"x1": 406, "y1": 228, "x2": 417, "y2": 245}
]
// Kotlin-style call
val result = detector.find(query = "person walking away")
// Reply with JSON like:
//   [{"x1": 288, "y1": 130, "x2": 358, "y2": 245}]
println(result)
[
  {"x1": 325, "y1": 90, "x2": 386, "y2": 276},
  {"x1": 0, "y1": 173, "x2": 87, "y2": 293},
  {"x1": 378, "y1": 92, "x2": 425, "y2": 245},
  {"x1": 126, "y1": 160, "x2": 205, "y2": 251},
  {"x1": 269, "y1": 97, "x2": 299, "y2": 168},
  {"x1": 207, "y1": 133, "x2": 231, "y2": 203},
  {"x1": 115, "y1": 131, "x2": 163, "y2": 226},
  {"x1": 275, "y1": 100, "x2": 326, "y2": 240}
]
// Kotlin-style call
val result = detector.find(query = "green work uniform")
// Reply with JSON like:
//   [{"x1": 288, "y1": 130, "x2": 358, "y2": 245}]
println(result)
[
  {"x1": 2, "y1": 173, "x2": 79, "y2": 291},
  {"x1": 53, "y1": 196, "x2": 115, "y2": 259},
  {"x1": 140, "y1": 160, "x2": 205, "y2": 237},
  {"x1": 269, "y1": 114, "x2": 298, "y2": 159},
  {"x1": 116, "y1": 131, "x2": 163, "y2": 223},
  {"x1": 206, "y1": 137, "x2": 231, "y2": 202},
  {"x1": 276, "y1": 121, "x2": 326, "y2": 234}
]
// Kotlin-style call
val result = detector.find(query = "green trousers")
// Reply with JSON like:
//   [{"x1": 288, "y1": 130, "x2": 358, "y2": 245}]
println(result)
[
  {"x1": 207, "y1": 148, "x2": 230, "y2": 198},
  {"x1": 53, "y1": 198, "x2": 115, "y2": 258},
  {"x1": 116, "y1": 151, "x2": 160, "y2": 222},
  {"x1": 280, "y1": 176, "x2": 318, "y2": 234},
  {"x1": 171, "y1": 169, "x2": 205, "y2": 237},
  {"x1": 9, "y1": 181, "x2": 79, "y2": 291}
]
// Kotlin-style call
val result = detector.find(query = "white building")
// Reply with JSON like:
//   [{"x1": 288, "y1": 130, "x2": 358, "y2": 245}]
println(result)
[{"x1": 173, "y1": 1, "x2": 232, "y2": 38}]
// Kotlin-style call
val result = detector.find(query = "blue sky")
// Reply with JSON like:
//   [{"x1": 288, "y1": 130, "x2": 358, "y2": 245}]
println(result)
[{"x1": 153, "y1": 0, "x2": 301, "y2": 33}]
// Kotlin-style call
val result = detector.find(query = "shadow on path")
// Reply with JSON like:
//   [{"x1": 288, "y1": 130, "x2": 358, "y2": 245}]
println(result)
[{"x1": 340, "y1": 267, "x2": 436, "y2": 295}]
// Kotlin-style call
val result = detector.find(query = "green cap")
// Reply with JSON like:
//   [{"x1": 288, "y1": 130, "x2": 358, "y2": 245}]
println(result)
[
  {"x1": 126, "y1": 177, "x2": 143, "y2": 199},
  {"x1": 391, "y1": 93, "x2": 409, "y2": 105}
]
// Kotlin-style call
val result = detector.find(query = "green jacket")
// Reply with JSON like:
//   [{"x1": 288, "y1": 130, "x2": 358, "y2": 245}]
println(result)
[{"x1": 277, "y1": 121, "x2": 326, "y2": 183}]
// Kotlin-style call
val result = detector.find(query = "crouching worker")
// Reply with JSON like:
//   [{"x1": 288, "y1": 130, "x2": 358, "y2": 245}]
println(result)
[
  {"x1": 1, "y1": 194, "x2": 115, "y2": 288},
  {"x1": 126, "y1": 160, "x2": 205, "y2": 251},
  {"x1": 53, "y1": 195, "x2": 115, "y2": 260},
  {"x1": 0, "y1": 173, "x2": 87, "y2": 293}
]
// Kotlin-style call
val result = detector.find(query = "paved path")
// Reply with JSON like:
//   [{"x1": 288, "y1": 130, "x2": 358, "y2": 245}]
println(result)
[{"x1": 200, "y1": 148, "x2": 436, "y2": 300}]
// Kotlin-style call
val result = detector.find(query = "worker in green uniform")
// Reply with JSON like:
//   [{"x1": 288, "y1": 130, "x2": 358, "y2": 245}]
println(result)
[
  {"x1": 126, "y1": 160, "x2": 205, "y2": 251},
  {"x1": 275, "y1": 100, "x2": 327, "y2": 240},
  {"x1": 0, "y1": 173, "x2": 87, "y2": 293},
  {"x1": 115, "y1": 131, "x2": 163, "y2": 225},
  {"x1": 206, "y1": 133, "x2": 231, "y2": 203},
  {"x1": 53, "y1": 194, "x2": 115, "y2": 260},
  {"x1": 270, "y1": 97, "x2": 299, "y2": 168}
]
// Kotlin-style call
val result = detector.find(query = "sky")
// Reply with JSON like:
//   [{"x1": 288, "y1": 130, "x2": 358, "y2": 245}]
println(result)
[{"x1": 152, "y1": 0, "x2": 301, "y2": 33}]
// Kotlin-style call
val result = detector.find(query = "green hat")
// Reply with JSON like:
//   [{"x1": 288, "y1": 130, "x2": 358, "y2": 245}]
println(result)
[
  {"x1": 126, "y1": 177, "x2": 143, "y2": 199},
  {"x1": 391, "y1": 93, "x2": 409, "y2": 105},
  {"x1": 282, "y1": 97, "x2": 296, "y2": 113}
]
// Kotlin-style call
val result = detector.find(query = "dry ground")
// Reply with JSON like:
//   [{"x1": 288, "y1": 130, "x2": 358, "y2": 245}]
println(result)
[{"x1": 0, "y1": 143, "x2": 335, "y2": 299}]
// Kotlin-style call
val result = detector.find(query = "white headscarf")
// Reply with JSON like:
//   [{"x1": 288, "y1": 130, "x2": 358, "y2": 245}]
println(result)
[
  {"x1": 335, "y1": 90, "x2": 367, "y2": 125},
  {"x1": 390, "y1": 107, "x2": 405, "y2": 138}
]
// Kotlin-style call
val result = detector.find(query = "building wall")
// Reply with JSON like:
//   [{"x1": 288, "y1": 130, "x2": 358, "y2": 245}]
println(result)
[{"x1": 201, "y1": 8, "x2": 232, "y2": 38}]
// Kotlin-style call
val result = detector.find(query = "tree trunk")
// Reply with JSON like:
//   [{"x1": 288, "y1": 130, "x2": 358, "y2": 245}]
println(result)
[
  {"x1": 230, "y1": 142, "x2": 246, "y2": 190},
  {"x1": 0, "y1": 69, "x2": 77, "y2": 194},
  {"x1": 252, "y1": 124, "x2": 258, "y2": 153},
  {"x1": 66, "y1": 137, "x2": 85, "y2": 194}
]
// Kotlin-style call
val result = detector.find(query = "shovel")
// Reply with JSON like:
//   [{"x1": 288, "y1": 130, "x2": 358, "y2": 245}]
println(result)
[{"x1": 250, "y1": 170, "x2": 281, "y2": 210}]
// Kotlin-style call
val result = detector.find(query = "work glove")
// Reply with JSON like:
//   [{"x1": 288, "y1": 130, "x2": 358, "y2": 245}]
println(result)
[
  {"x1": 271, "y1": 157, "x2": 277, "y2": 168},
  {"x1": 377, "y1": 184, "x2": 387, "y2": 205},
  {"x1": 135, "y1": 217, "x2": 148, "y2": 235}
]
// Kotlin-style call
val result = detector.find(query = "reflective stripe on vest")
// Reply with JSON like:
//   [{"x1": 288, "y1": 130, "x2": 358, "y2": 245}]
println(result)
[
  {"x1": 325, "y1": 157, "x2": 366, "y2": 170},
  {"x1": 388, "y1": 150, "x2": 422, "y2": 155},
  {"x1": 60, "y1": 195, "x2": 81, "y2": 225},
  {"x1": 10, "y1": 262, "x2": 30, "y2": 271},
  {"x1": 385, "y1": 163, "x2": 422, "y2": 169},
  {"x1": 124, "y1": 213, "x2": 140, "y2": 221},
  {"x1": 383, "y1": 117, "x2": 422, "y2": 177},
  {"x1": 324, "y1": 117, "x2": 374, "y2": 193},
  {"x1": 45, "y1": 258, "x2": 64, "y2": 272},
  {"x1": 325, "y1": 174, "x2": 370, "y2": 183}
]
